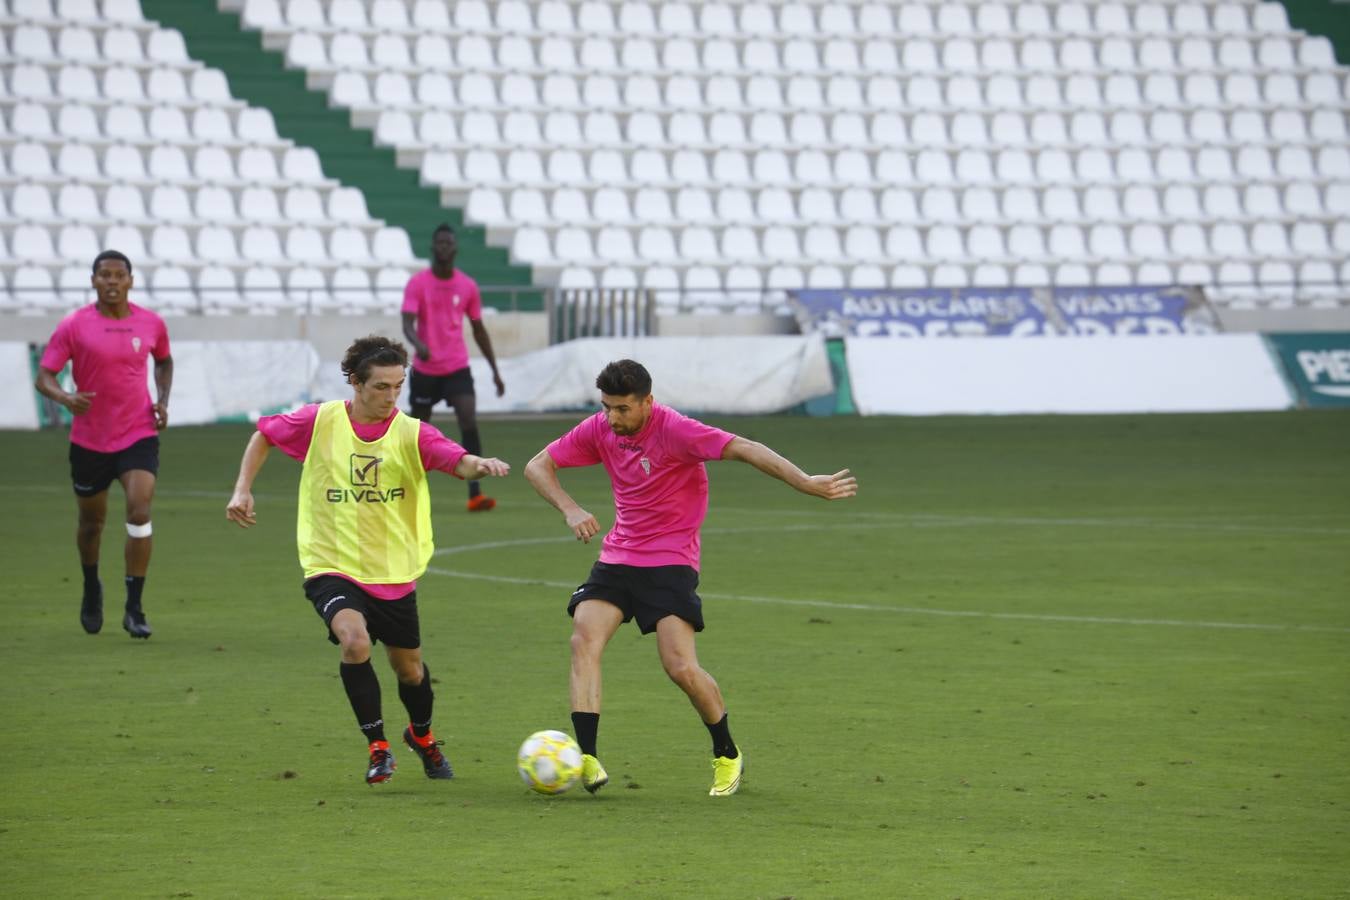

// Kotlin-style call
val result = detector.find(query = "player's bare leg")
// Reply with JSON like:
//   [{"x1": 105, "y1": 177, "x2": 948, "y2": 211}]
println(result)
[
  {"x1": 655, "y1": 615, "x2": 726, "y2": 723},
  {"x1": 656, "y1": 615, "x2": 743, "y2": 795},
  {"x1": 570, "y1": 598, "x2": 624, "y2": 792},
  {"x1": 75, "y1": 490, "x2": 108, "y2": 633},
  {"x1": 119, "y1": 469, "x2": 155, "y2": 638}
]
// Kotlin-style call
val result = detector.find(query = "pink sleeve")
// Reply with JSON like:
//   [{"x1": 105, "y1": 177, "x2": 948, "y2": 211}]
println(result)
[
  {"x1": 546, "y1": 415, "x2": 602, "y2": 468},
  {"x1": 400, "y1": 271, "x2": 422, "y2": 315},
  {"x1": 669, "y1": 412, "x2": 736, "y2": 463},
  {"x1": 39, "y1": 317, "x2": 73, "y2": 372},
  {"x1": 152, "y1": 316, "x2": 171, "y2": 360},
  {"x1": 418, "y1": 421, "x2": 468, "y2": 475},
  {"x1": 256, "y1": 405, "x2": 319, "y2": 461},
  {"x1": 465, "y1": 280, "x2": 483, "y2": 321}
]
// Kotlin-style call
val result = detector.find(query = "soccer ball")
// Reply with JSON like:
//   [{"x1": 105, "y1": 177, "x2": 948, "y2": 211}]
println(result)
[{"x1": 517, "y1": 730, "x2": 583, "y2": 795}]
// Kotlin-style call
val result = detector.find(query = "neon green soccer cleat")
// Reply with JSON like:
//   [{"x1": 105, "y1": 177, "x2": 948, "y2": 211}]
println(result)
[
  {"x1": 581, "y1": 754, "x2": 609, "y2": 794},
  {"x1": 709, "y1": 751, "x2": 744, "y2": 797}
]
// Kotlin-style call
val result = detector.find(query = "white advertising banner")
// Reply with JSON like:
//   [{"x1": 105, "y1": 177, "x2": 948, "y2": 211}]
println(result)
[{"x1": 845, "y1": 335, "x2": 1295, "y2": 415}]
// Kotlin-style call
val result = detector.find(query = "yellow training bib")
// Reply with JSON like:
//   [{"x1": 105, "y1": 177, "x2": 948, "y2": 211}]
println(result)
[{"x1": 296, "y1": 400, "x2": 432, "y2": 583}]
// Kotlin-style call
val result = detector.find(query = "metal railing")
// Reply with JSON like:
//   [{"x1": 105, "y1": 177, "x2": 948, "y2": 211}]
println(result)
[{"x1": 5, "y1": 281, "x2": 1348, "y2": 327}]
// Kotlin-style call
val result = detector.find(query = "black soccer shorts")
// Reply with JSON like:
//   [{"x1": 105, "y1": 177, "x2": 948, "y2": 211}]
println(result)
[
  {"x1": 69, "y1": 436, "x2": 160, "y2": 497},
  {"x1": 568, "y1": 561, "x2": 705, "y2": 634},
  {"x1": 409, "y1": 366, "x2": 475, "y2": 409},
  {"x1": 303, "y1": 575, "x2": 421, "y2": 649}
]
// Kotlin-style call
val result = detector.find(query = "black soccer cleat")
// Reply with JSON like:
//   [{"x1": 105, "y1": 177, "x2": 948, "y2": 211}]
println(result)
[
  {"x1": 80, "y1": 584, "x2": 103, "y2": 634},
  {"x1": 402, "y1": 727, "x2": 454, "y2": 779},
  {"x1": 122, "y1": 608, "x2": 152, "y2": 639},
  {"x1": 366, "y1": 743, "x2": 396, "y2": 784}
]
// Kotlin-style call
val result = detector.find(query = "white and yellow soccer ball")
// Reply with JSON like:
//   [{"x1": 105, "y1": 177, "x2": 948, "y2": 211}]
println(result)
[{"x1": 517, "y1": 730, "x2": 583, "y2": 795}]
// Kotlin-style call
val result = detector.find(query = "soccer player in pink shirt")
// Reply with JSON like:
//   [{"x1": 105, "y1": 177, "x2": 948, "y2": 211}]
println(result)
[
  {"x1": 525, "y1": 359, "x2": 858, "y2": 796},
  {"x1": 226, "y1": 336, "x2": 511, "y2": 784},
  {"x1": 35, "y1": 250, "x2": 173, "y2": 639},
  {"x1": 401, "y1": 224, "x2": 506, "y2": 513}
]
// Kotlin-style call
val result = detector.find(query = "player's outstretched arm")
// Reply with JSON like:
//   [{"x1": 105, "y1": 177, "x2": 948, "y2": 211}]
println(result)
[
  {"x1": 721, "y1": 437, "x2": 858, "y2": 501},
  {"x1": 454, "y1": 454, "x2": 511, "y2": 480},
  {"x1": 226, "y1": 431, "x2": 272, "y2": 528},
  {"x1": 523, "y1": 448, "x2": 601, "y2": 542}
]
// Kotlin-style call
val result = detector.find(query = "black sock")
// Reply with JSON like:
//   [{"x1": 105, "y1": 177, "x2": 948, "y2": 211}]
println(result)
[
  {"x1": 124, "y1": 575, "x2": 145, "y2": 611},
  {"x1": 706, "y1": 713, "x2": 737, "y2": 759},
  {"x1": 398, "y1": 663, "x2": 434, "y2": 738},
  {"x1": 339, "y1": 660, "x2": 386, "y2": 743},
  {"x1": 461, "y1": 426, "x2": 482, "y2": 497},
  {"x1": 82, "y1": 564, "x2": 99, "y2": 597},
  {"x1": 571, "y1": 711, "x2": 599, "y2": 757}
]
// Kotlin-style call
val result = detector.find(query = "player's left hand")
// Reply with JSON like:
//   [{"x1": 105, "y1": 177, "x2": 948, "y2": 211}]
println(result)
[
  {"x1": 493, "y1": 373, "x2": 505, "y2": 397},
  {"x1": 225, "y1": 490, "x2": 257, "y2": 528},
  {"x1": 475, "y1": 456, "x2": 511, "y2": 478},
  {"x1": 806, "y1": 469, "x2": 857, "y2": 500},
  {"x1": 153, "y1": 403, "x2": 169, "y2": 429}
]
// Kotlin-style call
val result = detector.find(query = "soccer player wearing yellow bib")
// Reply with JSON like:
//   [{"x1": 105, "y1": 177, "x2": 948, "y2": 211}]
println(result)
[{"x1": 226, "y1": 336, "x2": 510, "y2": 784}]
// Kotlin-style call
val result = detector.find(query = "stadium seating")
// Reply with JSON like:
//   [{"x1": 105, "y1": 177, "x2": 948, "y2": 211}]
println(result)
[
  {"x1": 2, "y1": 0, "x2": 1349, "y2": 314},
  {"x1": 0, "y1": 2, "x2": 422, "y2": 313}
]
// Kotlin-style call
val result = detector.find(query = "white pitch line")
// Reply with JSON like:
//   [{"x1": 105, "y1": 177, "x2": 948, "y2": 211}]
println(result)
[
  {"x1": 426, "y1": 534, "x2": 1350, "y2": 635},
  {"x1": 424, "y1": 566, "x2": 1350, "y2": 634},
  {"x1": 714, "y1": 507, "x2": 1350, "y2": 537}
]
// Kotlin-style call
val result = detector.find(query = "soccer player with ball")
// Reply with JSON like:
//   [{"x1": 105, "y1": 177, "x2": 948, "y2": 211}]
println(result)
[
  {"x1": 525, "y1": 359, "x2": 857, "y2": 796},
  {"x1": 225, "y1": 336, "x2": 510, "y2": 784}
]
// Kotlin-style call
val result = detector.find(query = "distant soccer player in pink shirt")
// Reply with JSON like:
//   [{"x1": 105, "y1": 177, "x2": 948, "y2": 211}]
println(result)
[
  {"x1": 401, "y1": 224, "x2": 505, "y2": 513},
  {"x1": 525, "y1": 359, "x2": 858, "y2": 797},
  {"x1": 35, "y1": 250, "x2": 173, "y2": 639}
]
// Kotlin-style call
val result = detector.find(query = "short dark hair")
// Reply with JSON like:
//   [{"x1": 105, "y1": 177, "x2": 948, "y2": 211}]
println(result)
[
  {"x1": 433, "y1": 223, "x2": 455, "y2": 239},
  {"x1": 341, "y1": 335, "x2": 409, "y2": 384},
  {"x1": 596, "y1": 359, "x2": 652, "y2": 398},
  {"x1": 92, "y1": 249, "x2": 132, "y2": 275}
]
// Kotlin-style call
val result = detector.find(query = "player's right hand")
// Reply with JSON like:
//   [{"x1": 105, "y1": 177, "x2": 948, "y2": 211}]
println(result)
[
  {"x1": 565, "y1": 508, "x2": 601, "y2": 543},
  {"x1": 66, "y1": 391, "x2": 95, "y2": 414},
  {"x1": 225, "y1": 491, "x2": 257, "y2": 528}
]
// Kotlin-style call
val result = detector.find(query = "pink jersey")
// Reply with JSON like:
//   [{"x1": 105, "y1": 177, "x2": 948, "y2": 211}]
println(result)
[
  {"x1": 256, "y1": 402, "x2": 468, "y2": 599},
  {"x1": 547, "y1": 403, "x2": 736, "y2": 570},
  {"x1": 39, "y1": 302, "x2": 171, "y2": 453},
  {"x1": 401, "y1": 268, "x2": 482, "y2": 376}
]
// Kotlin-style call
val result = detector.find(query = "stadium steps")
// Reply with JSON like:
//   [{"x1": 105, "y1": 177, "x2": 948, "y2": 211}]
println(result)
[
  {"x1": 136, "y1": 0, "x2": 541, "y2": 310},
  {"x1": 1279, "y1": 0, "x2": 1350, "y2": 64}
]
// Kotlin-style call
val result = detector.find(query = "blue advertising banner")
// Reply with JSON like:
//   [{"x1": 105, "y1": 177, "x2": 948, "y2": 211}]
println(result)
[
  {"x1": 1265, "y1": 332, "x2": 1350, "y2": 408},
  {"x1": 791, "y1": 286, "x2": 1220, "y2": 337}
]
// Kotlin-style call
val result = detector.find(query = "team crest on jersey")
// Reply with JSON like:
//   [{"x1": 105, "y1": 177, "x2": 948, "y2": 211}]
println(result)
[
  {"x1": 640, "y1": 457, "x2": 651, "y2": 475},
  {"x1": 453, "y1": 294, "x2": 461, "y2": 307},
  {"x1": 131, "y1": 337, "x2": 141, "y2": 352}
]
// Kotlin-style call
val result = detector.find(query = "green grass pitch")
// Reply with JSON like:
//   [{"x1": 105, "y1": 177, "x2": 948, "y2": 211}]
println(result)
[{"x1": 4, "y1": 411, "x2": 1348, "y2": 898}]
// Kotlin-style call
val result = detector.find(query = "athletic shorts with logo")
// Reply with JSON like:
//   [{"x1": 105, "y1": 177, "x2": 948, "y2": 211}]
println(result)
[
  {"x1": 409, "y1": 366, "x2": 474, "y2": 409},
  {"x1": 568, "y1": 561, "x2": 704, "y2": 634},
  {"x1": 304, "y1": 575, "x2": 421, "y2": 648},
  {"x1": 69, "y1": 435, "x2": 159, "y2": 497}
]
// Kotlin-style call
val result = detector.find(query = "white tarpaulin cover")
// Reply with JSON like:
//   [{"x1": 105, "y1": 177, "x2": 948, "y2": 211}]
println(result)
[
  {"x1": 1, "y1": 343, "x2": 40, "y2": 429},
  {"x1": 312, "y1": 336, "x2": 835, "y2": 415},
  {"x1": 845, "y1": 334, "x2": 1295, "y2": 415},
  {"x1": 473, "y1": 336, "x2": 834, "y2": 414},
  {"x1": 170, "y1": 341, "x2": 322, "y2": 425}
]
